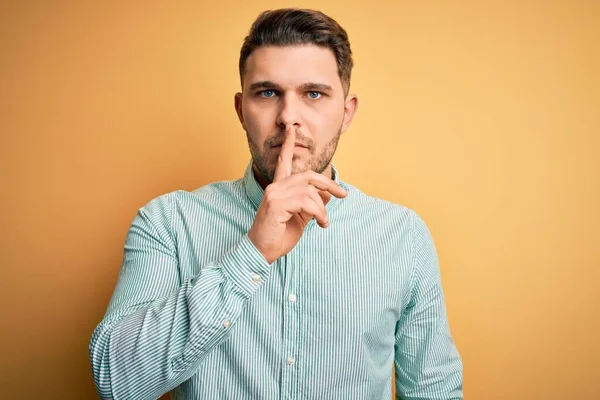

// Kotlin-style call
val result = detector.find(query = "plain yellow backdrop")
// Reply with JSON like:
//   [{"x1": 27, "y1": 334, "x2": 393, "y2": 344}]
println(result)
[{"x1": 1, "y1": 1, "x2": 598, "y2": 399}]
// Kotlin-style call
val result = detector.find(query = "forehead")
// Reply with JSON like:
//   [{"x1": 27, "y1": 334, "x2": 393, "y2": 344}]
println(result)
[{"x1": 244, "y1": 45, "x2": 342, "y2": 91}]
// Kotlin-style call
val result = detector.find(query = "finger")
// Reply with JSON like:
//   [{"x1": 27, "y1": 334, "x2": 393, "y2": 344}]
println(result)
[
  {"x1": 305, "y1": 185, "x2": 329, "y2": 227},
  {"x1": 273, "y1": 124, "x2": 296, "y2": 182},
  {"x1": 290, "y1": 195, "x2": 326, "y2": 227},
  {"x1": 318, "y1": 190, "x2": 332, "y2": 207},
  {"x1": 289, "y1": 185, "x2": 328, "y2": 228},
  {"x1": 286, "y1": 170, "x2": 348, "y2": 198},
  {"x1": 278, "y1": 183, "x2": 329, "y2": 226}
]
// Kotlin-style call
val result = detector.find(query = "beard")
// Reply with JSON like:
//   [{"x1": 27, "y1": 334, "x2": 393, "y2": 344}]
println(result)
[{"x1": 247, "y1": 125, "x2": 342, "y2": 183}]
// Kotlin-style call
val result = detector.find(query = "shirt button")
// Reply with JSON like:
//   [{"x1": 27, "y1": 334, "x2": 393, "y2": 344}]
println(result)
[
  {"x1": 287, "y1": 356, "x2": 295, "y2": 365},
  {"x1": 288, "y1": 293, "x2": 297, "y2": 303},
  {"x1": 222, "y1": 319, "x2": 231, "y2": 328},
  {"x1": 252, "y1": 274, "x2": 261, "y2": 283}
]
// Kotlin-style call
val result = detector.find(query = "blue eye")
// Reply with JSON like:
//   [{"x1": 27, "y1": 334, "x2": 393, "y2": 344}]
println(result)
[
  {"x1": 307, "y1": 91, "x2": 321, "y2": 99},
  {"x1": 260, "y1": 90, "x2": 276, "y2": 98}
]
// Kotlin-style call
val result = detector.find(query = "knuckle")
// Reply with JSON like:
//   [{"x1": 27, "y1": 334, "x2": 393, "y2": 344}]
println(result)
[
  {"x1": 301, "y1": 170, "x2": 315, "y2": 179},
  {"x1": 303, "y1": 201, "x2": 315, "y2": 214},
  {"x1": 263, "y1": 185, "x2": 276, "y2": 201}
]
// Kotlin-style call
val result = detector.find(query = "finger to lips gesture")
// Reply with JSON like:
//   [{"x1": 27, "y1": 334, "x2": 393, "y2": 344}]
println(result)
[{"x1": 248, "y1": 124, "x2": 347, "y2": 264}]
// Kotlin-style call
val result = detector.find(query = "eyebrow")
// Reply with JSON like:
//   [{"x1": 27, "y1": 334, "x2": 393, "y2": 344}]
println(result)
[{"x1": 248, "y1": 81, "x2": 333, "y2": 92}]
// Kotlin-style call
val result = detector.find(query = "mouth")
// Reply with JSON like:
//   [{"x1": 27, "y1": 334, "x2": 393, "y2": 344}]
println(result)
[{"x1": 272, "y1": 143, "x2": 308, "y2": 148}]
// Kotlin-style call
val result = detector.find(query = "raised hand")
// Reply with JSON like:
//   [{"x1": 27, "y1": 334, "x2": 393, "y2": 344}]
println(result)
[{"x1": 247, "y1": 124, "x2": 347, "y2": 264}]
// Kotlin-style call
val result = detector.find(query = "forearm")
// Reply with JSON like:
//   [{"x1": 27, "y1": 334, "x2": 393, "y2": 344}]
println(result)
[{"x1": 90, "y1": 234, "x2": 270, "y2": 400}]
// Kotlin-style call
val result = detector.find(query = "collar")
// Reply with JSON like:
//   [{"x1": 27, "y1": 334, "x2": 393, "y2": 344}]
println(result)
[{"x1": 242, "y1": 160, "x2": 343, "y2": 213}]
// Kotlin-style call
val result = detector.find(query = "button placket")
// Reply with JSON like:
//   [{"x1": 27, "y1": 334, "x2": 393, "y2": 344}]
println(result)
[{"x1": 281, "y1": 251, "x2": 300, "y2": 398}]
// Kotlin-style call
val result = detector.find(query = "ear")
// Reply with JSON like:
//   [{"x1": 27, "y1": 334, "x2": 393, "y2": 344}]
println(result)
[
  {"x1": 340, "y1": 94, "x2": 358, "y2": 134},
  {"x1": 234, "y1": 92, "x2": 246, "y2": 130}
]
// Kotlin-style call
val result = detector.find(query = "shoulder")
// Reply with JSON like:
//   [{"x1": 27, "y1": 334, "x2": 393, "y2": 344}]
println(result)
[
  {"x1": 142, "y1": 178, "x2": 244, "y2": 207},
  {"x1": 338, "y1": 180, "x2": 436, "y2": 254},
  {"x1": 339, "y1": 180, "x2": 425, "y2": 226},
  {"x1": 135, "y1": 178, "x2": 245, "y2": 220}
]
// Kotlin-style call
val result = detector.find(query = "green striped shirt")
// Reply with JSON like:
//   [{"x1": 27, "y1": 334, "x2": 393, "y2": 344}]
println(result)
[{"x1": 90, "y1": 162, "x2": 463, "y2": 399}]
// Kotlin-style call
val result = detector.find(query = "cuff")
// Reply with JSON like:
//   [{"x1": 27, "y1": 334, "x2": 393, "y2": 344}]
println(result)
[{"x1": 220, "y1": 234, "x2": 273, "y2": 299}]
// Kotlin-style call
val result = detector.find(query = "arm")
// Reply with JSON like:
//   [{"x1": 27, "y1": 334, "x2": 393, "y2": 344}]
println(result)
[
  {"x1": 89, "y1": 194, "x2": 271, "y2": 400},
  {"x1": 394, "y1": 211, "x2": 463, "y2": 400}
]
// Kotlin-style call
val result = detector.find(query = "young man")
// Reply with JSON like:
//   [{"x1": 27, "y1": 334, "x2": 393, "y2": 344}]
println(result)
[{"x1": 90, "y1": 8, "x2": 463, "y2": 400}]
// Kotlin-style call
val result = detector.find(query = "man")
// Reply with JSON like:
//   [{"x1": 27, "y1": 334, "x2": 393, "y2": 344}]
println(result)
[{"x1": 90, "y1": 8, "x2": 463, "y2": 400}]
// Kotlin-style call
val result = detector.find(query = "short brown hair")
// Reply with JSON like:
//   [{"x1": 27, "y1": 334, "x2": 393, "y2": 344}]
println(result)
[{"x1": 239, "y1": 8, "x2": 353, "y2": 95}]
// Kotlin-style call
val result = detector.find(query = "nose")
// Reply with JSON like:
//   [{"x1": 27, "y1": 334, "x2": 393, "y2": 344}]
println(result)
[{"x1": 276, "y1": 93, "x2": 301, "y2": 129}]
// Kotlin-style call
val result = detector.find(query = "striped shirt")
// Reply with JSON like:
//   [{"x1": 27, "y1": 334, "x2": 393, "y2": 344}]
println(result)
[{"x1": 89, "y1": 161, "x2": 463, "y2": 400}]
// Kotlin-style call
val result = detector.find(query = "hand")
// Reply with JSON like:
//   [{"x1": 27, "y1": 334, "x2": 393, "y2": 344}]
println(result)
[{"x1": 247, "y1": 124, "x2": 347, "y2": 264}]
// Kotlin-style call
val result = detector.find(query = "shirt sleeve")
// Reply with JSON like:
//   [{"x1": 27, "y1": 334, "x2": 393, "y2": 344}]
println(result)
[
  {"x1": 394, "y1": 211, "x2": 464, "y2": 400},
  {"x1": 89, "y1": 194, "x2": 271, "y2": 400}
]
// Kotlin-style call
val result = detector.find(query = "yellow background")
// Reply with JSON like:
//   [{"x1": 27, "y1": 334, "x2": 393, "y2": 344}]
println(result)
[{"x1": 1, "y1": 1, "x2": 598, "y2": 399}]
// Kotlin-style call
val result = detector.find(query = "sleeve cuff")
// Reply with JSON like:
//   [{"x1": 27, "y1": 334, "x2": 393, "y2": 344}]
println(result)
[{"x1": 220, "y1": 234, "x2": 273, "y2": 298}]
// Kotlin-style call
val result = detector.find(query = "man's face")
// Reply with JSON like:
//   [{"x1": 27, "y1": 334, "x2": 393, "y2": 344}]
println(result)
[{"x1": 235, "y1": 45, "x2": 357, "y2": 183}]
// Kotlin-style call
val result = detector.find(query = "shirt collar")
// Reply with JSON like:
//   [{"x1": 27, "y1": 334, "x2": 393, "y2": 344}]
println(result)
[{"x1": 243, "y1": 160, "x2": 342, "y2": 212}]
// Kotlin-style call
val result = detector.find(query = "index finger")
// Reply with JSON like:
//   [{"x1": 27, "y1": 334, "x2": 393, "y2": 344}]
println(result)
[{"x1": 273, "y1": 124, "x2": 296, "y2": 182}]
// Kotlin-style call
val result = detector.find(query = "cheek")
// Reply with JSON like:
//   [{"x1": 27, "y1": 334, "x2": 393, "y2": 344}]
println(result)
[
  {"x1": 244, "y1": 102, "x2": 278, "y2": 133},
  {"x1": 242, "y1": 102, "x2": 274, "y2": 145},
  {"x1": 312, "y1": 103, "x2": 344, "y2": 132}
]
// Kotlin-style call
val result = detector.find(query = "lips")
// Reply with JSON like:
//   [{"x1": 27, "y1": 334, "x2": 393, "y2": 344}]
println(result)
[{"x1": 272, "y1": 143, "x2": 308, "y2": 148}]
